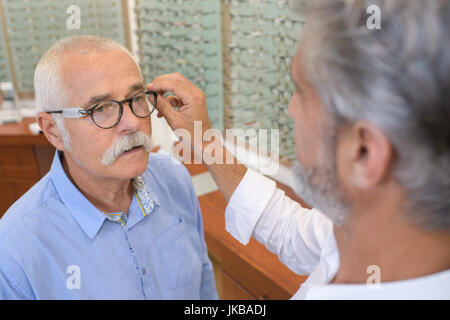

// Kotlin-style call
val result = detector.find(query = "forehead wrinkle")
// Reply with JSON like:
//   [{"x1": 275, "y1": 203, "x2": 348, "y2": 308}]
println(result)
[
  {"x1": 82, "y1": 81, "x2": 145, "y2": 108},
  {"x1": 85, "y1": 93, "x2": 112, "y2": 106},
  {"x1": 62, "y1": 50, "x2": 143, "y2": 107}
]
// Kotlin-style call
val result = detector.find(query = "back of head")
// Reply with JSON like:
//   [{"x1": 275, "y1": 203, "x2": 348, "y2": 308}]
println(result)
[{"x1": 299, "y1": 0, "x2": 450, "y2": 230}]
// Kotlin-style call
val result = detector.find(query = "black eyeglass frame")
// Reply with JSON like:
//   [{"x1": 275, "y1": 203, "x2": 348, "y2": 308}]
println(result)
[{"x1": 46, "y1": 90, "x2": 158, "y2": 129}]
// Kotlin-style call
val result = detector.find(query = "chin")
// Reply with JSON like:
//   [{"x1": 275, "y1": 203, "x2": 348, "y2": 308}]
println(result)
[
  {"x1": 112, "y1": 151, "x2": 149, "y2": 179},
  {"x1": 124, "y1": 164, "x2": 148, "y2": 179}
]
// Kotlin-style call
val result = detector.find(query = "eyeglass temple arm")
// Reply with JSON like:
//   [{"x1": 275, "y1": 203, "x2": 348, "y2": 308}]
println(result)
[{"x1": 46, "y1": 108, "x2": 88, "y2": 119}]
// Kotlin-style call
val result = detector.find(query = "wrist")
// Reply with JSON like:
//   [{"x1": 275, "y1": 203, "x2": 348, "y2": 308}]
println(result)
[{"x1": 192, "y1": 137, "x2": 218, "y2": 160}]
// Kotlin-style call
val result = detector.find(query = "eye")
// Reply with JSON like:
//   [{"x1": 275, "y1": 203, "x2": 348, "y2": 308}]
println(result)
[
  {"x1": 133, "y1": 93, "x2": 144, "y2": 102},
  {"x1": 94, "y1": 105, "x2": 105, "y2": 113},
  {"x1": 94, "y1": 102, "x2": 114, "y2": 113}
]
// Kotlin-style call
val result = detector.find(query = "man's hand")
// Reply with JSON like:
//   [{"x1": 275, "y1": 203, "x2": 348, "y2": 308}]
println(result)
[
  {"x1": 147, "y1": 73, "x2": 247, "y2": 202},
  {"x1": 147, "y1": 73, "x2": 212, "y2": 153}
]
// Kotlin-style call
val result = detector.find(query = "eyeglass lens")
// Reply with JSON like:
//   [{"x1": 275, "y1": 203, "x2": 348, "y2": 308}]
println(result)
[{"x1": 92, "y1": 92, "x2": 156, "y2": 128}]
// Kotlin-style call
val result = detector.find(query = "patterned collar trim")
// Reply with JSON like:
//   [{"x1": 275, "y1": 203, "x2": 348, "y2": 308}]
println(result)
[
  {"x1": 131, "y1": 175, "x2": 156, "y2": 217},
  {"x1": 103, "y1": 176, "x2": 157, "y2": 226}
]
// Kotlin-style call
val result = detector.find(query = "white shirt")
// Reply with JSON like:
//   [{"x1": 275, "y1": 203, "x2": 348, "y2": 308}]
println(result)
[{"x1": 225, "y1": 168, "x2": 450, "y2": 299}]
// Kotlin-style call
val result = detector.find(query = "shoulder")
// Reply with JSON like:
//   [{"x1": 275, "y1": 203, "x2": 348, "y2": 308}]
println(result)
[
  {"x1": 0, "y1": 175, "x2": 59, "y2": 298},
  {"x1": 145, "y1": 152, "x2": 192, "y2": 187},
  {"x1": 0, "y1": 174, "x2": 57, "y2": 243}
]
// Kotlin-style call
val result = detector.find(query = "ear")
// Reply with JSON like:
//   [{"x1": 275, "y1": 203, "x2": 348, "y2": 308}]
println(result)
[
  {"x1": 37, "y1": 112, "x2": 65, "y2": 151},
  {"x1": 347, "y1": 122, "x2": 394, "y2": 188}
]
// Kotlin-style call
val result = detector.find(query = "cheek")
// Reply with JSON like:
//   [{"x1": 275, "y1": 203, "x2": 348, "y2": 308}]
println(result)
[
  {"x1": 290, "y1": 100, "x2": 320, "y2": 167},
  {"x1": 68, "y1": 123, "x2": 111, "y2": 162},
  {"x1": 142, "y1": 118, "x2": 152, "y2": 136},
  {"x1": 334, "y1": 132, "x2": 354, "y2": 194},
  {"x1": 294, "y1": 124, "x2": 317, "y2": 167},
  {"x1": 133, "y1": 116, "x2": 151, "y2": 140}
]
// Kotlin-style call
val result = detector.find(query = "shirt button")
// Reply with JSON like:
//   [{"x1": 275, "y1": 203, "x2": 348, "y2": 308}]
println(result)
[{"x1": 142, "y1": 268, "x2": 146, "y2": 276}]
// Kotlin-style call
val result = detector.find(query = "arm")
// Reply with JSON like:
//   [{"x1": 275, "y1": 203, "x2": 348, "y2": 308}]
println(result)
[
  {"x1": 0, "y1": 251, "x2": 35, "y2": 300},
  {"x1": 147, "y1": 73, "x2": 246, "y2": 202},
  {"x1": 195, "y1": 199, "x2": 219, "y2": 300},
  {"x1": 191, "y1": 175, "x2": 219, "y2": 300},
  {"x1": 226, "y1": 167, "x2": 334, "y2": 275},
  {"x1": 177, "y1": 162, "x2": 218, "y2": 299},
  {"x1": 147, "y1": 74, "x2": 333, "y2": 275},
  {"x1": 203, "y1": 144, "x2": 248, "y2": 202},
  {"x1": 0, "y1": 270, "x2": 31, "y2": 299}
]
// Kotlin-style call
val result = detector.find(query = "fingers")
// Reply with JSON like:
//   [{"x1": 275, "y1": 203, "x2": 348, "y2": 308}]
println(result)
[
  {"x1": 147, "y1": 72, "x2": 210, "y2": 133},
  {"x1": 157, "y1": 96, "x2": 182, "y2": 118},
  {"x1": 147, "y1": 72, "x2": 203, "y2": 105},
  {"x1": 166, "y1": 95, "x2": 183, "y2": 108},
  {"x1": 153, "y1": 93, "x2": 179, "y2": 126}
]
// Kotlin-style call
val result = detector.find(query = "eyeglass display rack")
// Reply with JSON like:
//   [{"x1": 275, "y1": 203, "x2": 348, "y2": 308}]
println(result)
[
  {"x1": 135, "y1": 0, "x2": 304, "y2": 163},
  {"x1": 0, "y1": 0, "x2": 127, "y2": 94},
  {"x1": 134, "y1": 0, "x2": 224, "y2": 131},
  {"x1": 0, "y1": 7, "x2": 11, "y2": 84},
  {"x1": 223, "y1": 0, "x2": 305, "y2": 164},
  {"x1": 1, "y1": 0, "x2": 303, "y2": 164}
]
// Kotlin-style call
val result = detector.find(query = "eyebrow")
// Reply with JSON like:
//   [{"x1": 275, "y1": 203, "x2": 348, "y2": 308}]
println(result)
[
  {"x1": 83, "y1": 82, "x2": 145, "y2": 108},
  {"x1": 84, "y1": 93, "x2": 112, "y2": 108},
  {"x1": 126, "y1": 83, "x2": 146, "y2": 97}
]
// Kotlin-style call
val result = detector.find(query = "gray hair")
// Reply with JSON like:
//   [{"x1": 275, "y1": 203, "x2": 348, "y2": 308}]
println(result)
[
  {"x1": 34, "y1": 35, "x2": 139, "y2": 151},
  {"x1": 299, "y1": 0, "x2": 450, "y2": 230}
]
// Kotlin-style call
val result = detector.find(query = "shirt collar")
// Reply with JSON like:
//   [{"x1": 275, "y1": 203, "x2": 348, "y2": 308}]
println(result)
[
  {"x1": 50, "y1": 150, "x2": 106, "y2": 240},
  {"x1": 104, "y1": 176, "x2": 159, "y2": 230},
  {"x1": 50, "y1": 150, "x2": 159, "y2": 239}
]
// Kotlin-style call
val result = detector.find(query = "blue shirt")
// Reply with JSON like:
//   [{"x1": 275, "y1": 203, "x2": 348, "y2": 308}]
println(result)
[{"x1": 0, "y1": 150, "x2": 218, "y2": 299}]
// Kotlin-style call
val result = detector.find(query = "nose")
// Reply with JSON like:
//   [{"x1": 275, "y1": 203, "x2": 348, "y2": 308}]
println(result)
[
  {"x1": 115, "y1": 101, "x2": 140, "y2": 135},
  {"x1": 288, "y1": 94, "x2": 295, "y2": 119}
]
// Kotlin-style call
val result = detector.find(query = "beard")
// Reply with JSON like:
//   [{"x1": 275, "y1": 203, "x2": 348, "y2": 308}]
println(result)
[{"x1": 290, "y1": 132, "x2": 349, "y2": 226}]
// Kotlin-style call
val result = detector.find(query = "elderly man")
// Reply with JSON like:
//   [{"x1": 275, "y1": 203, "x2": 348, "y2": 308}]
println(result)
[
  {"x1": 0, "y1": 35, "x2": 217, "y2": 299},
  {"x1": 148, "y1": 0, "x2": 450, "y2": 299}
]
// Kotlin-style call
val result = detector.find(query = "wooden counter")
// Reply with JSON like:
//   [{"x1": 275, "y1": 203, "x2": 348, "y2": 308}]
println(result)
[{"x1": 0, "y1": 117, "x2": 55, "y2": 215}]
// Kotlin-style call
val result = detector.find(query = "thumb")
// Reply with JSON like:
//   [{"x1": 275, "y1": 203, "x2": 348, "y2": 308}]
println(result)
[{"x1": 155, "y1": 94, "x2": 180, "y2": 129}]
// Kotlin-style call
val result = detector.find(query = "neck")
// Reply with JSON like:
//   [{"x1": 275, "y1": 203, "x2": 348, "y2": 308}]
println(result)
[
  {"x1": 332, "y1": 207, "x2": 450, "y2": 284},
  {"x1": 61, "y1": 152, "x2": 133, "y2": 215}
]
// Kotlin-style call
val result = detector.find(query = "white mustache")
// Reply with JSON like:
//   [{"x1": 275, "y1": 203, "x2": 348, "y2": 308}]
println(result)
[{"x1": 101, "y1": 131, "x2": 153, "y2": 166}]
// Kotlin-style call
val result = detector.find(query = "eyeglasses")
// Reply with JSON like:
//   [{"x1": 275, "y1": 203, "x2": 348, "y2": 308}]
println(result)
[{"x1": 46, "y1": 90, "x2": 157, "y2": 129}]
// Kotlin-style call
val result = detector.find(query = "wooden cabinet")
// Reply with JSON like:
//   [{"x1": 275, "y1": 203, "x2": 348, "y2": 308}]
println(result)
[
  {"x1": 0, "y1": 180, "x2": 36, "y2": 213},
  {"x1": 220, "y1": 271, "x2": 255, "y2": 300},
  {"x1": 0, "y1": 118, "x2": 55, "y2": 216}
]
